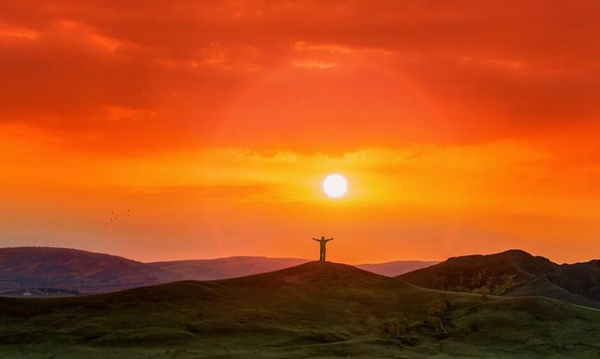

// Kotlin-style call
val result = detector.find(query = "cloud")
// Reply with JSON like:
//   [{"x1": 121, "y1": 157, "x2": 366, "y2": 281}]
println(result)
[
  {"x1": 0, "y1": 0, "x2": 598, "y2": 153},
  {"x1": 293, "y1": 60, "x2": 338, "y2": 69}
]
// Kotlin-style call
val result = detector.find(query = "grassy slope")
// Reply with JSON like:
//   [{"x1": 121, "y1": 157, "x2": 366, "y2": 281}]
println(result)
[
  {"x1": 398, "y1": 249, "x2": 600, "y2": 309},
  {"x1": 1, "y1": 261, "x2": 599, "y2": 358}
]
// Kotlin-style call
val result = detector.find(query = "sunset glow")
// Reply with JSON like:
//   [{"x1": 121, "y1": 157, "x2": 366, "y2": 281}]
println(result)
[{"x1": 1, "y1": 1, "x2": 599, "y2": 264}]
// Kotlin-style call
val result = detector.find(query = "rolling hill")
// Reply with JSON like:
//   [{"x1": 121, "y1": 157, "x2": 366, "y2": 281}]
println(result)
[
  {"x1": 0, "y1": 247, "x2": 438, "y2": 295},
  {"x1": 148, "y1": 256, "x2": 312, "y2": 281},
  {"x1": 398, "y1": 249, "x2": 600, "y2": 308},
  {"x1": 150, "y1": 256, "x2": 438, "y2": 280},
  {"x1": 0, "y1": 261, "x2": 599, "y2": 358},
  {"x1": 0, "y1": 247, "x2": 178, "y2": 294}
]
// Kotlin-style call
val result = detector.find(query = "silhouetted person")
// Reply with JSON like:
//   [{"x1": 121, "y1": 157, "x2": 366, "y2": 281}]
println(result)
[{"x1": 312, "y1": 236, "x2": 334, "y2": 261}]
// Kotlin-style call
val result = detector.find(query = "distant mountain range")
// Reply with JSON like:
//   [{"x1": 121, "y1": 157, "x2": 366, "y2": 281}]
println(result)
[
  {"x1": 357, "y1": 260, "x2": 439, "y2": 277},
  {"x1": 148, "y1": 256, "x2": 311, "y2": 281},
  {"x1": 398, "y1": 249, "x2": 600, "y2": 309},
  {"x1": 0, "y1": 247, "x2": 176, "y2": 294},
  {"x1": 0, "y1": 247, "x2": 436, "y2": 295},
  {"x1": 149, "y1": 257, "x2": 439, "y2": 280},
  {"x1": 2, "y1": 247, "x2": 598, "y2": 309}
]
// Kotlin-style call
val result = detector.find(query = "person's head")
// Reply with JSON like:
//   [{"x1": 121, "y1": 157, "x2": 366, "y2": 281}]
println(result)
[{"x1": 321, "y1": 236, "x2": 325, "y2": 240}]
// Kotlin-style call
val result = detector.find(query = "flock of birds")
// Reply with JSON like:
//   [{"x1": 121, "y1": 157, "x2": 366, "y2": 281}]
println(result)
[{"x1": 104, "y1": 209, "x2": 131, "y2": 226}]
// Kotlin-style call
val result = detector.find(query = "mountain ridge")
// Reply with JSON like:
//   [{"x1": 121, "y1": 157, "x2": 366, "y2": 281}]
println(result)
[
  {"x1": 149, "y1": 256, "x2": 438, "y2": 280},
  {"x1": 0, "y1": 247, "x2": 177, "y2": 294},
  {"x1": 398, "y1": 249, "x2": 600, "y2": 308},
  {"x1": 0, "y1": 247, "x2": 436, "y2": 295},
  {"x1": 2, "y1": 246, "x2": 598, "y2": 308}
]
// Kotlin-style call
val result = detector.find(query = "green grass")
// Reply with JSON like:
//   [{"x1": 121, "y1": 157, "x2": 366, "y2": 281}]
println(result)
[{"x1": 1, "y1": 262, "x2": 599, "y2": 358}]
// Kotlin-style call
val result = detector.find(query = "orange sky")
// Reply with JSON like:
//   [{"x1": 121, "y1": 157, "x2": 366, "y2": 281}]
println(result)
[{"x1": 1, "y1": 1, "x2": 599, "y2": 264}]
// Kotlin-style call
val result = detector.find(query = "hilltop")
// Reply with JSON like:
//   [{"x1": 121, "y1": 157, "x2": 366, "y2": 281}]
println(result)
[
  {"x1": 150, "y1": 256, "x2": 437, "y2": 280},
  {"x1": 398, "y1": 249, "x2": 600, "y2": 308},
  {"x1": 0, "y1": 261, "x2": 599, "y2": 358}
]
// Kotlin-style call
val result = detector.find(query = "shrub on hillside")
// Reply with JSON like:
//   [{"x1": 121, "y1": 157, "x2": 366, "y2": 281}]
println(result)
[{"x1": 384, "y1": 315, "x2": 409, "y2": 340}]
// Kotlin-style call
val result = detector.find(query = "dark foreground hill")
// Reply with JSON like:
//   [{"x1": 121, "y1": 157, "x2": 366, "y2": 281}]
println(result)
[
  {"x1": 398, "y1": 249, "x2": 600, "y2": 308},
  {"x1": 1, "y1": 261, "x2": 599, "y2": 358},
  {"x1": 0, "y1": 247, "x2": 177, "y2": 294}
]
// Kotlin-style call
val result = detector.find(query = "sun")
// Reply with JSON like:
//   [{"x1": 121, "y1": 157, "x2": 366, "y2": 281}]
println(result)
[{"x1": 322, "y1": 174, "x2": 348, "y2": 198}]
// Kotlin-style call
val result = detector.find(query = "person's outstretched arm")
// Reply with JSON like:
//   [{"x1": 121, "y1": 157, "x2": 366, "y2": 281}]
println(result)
[
  {"x1": 326, "y1": 238, "x2": 334, "y2": 242},
  {"x1": 312, "y1": 238, "x2": 319, "y2": 241}
]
